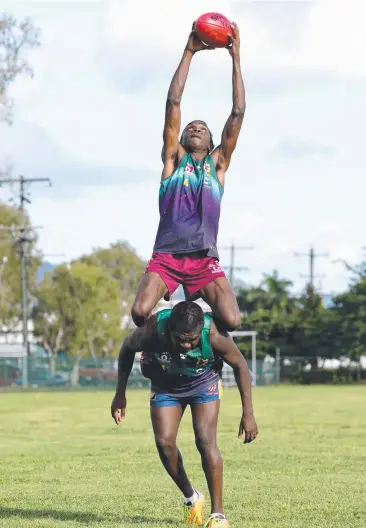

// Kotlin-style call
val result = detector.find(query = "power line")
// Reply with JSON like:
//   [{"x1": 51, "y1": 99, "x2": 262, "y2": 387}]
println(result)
[
  {"x1": 0, "y1": 175, "x2": 51, "y2": 386},
  {"x1": 294, "y1": 245, "x2": 329, "y2": 287},
  {"x1": 220, "y1": 242, "x2": 254, "y2": 286}
]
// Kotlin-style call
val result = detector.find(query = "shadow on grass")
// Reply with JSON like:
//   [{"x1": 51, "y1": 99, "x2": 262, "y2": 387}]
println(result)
[{"x1": 0, "y1": 507, "x2": 177, "y2": 525}]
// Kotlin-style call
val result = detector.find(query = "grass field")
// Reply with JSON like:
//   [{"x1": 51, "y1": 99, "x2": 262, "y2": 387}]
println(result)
[{"x1": 0, "y1": 386, "x2": 365, "y2": 528}]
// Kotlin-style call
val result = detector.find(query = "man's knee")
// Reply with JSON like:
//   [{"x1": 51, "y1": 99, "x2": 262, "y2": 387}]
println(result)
[
  {"x1": 216, "y1": 309, "x2": 241, "y2": 333},
  {"x1": 195, "y1": 434, "x2": 217, "y2": 456},
  {"x1": 225, "y1": 311, "x2": 241, "y2": 332},
  {"x1": 155, "y1": 435, "x2": 177, "y2": 457},
  {"x1": 131, "y1": 299, "x2": 151, "y2": 327}
]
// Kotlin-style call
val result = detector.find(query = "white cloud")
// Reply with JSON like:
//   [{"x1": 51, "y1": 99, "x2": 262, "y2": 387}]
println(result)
[
  {"x1": 105, "y1": 0, "x2": 234, "y2": 49},
  {"x1": 301, "y1": 0, "x2": 366, "y2": 77},
  {"x1": 234, "y1": 0, "x2": 366, "y2": 77}
]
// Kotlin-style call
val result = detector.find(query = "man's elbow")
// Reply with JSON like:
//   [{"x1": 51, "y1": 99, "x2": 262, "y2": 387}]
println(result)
[
  {"x1": 231, "y1": 104, "x2": 246, "y2": 118},
  {"x1": 231, "y1": 360, "x2": 245, "y2": 373},
  {"x1": 167, "y1": 95, "x2": 181, "y2": 107},
  {"x1": 120, "y1": 337, "x2": 134, "y2": 357},
  {"x1": 232, "y1": 356, "x2": 249, "y2": 373}
]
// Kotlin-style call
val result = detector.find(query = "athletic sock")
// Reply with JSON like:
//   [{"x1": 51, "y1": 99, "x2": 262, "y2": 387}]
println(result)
[{"x1": 184, "y1": 489, "x2": 198, "y2": 505}]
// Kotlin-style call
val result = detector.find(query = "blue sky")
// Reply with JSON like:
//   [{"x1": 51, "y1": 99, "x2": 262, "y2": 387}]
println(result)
[{"x1": 0, "y1": 0, "x2": 365, "y2": 294}]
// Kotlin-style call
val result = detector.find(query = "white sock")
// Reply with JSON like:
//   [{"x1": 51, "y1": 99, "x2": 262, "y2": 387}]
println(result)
[{"x1": 184, "y1": 489, "x2": 198, "y2": 505}]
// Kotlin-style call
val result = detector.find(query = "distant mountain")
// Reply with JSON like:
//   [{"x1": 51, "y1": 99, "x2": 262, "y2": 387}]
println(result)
[{"x1": 36, "y1": 262, "x2": 57, "y2": 282}]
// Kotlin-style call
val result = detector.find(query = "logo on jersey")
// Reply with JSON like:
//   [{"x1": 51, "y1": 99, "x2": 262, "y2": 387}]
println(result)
[
  {"x1": 204, "y1": 162, "x2": 211, "y2": 176},
  {"x1": 183, "y1": 163, "x2": 194, "y2": 187},
  {"x1": 158, "y1": 351, "x2": 171, "y2": 370},
  {"x1": 203, "y1": 162, "x2": 212, "y2": 190},
  {"x1": 197, "y1": 358, "x2": 209, "y2": 368},
  {"x1": 184, "y1": 163, "x2": 194, "y2": 176}
]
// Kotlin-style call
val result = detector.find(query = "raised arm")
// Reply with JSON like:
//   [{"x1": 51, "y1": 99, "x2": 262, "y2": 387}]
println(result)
[
  {"x1": 211, "y1": 323, "x2": 258, "y2": 443},
  {"x1": 213, "y1": 22, "x2": 246, "y2": 186},
  {"x1": 161, "y1": 27, "x2": 213, "y2": 180},
  {"x1": 111, "y1": 316, "x2": 156, "y2": 424}
]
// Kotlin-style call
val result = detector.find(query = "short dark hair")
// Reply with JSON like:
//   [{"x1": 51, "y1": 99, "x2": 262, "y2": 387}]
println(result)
[
  {"x1": 180, "y1": 120, "x2": 214, "y2": 152},
  {"x1": 168, "y1": 301, "x2": 204, "y2": 335}
]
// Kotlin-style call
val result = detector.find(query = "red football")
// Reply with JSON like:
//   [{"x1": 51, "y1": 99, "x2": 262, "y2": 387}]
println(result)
[{"x1": 195, "y1": 12, "x2": 233, "y2": 48}]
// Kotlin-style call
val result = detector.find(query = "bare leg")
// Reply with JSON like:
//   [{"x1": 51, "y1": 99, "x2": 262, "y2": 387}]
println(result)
[
  {"x1": 131, "y1": 272, "x2": 168, "y2": 327},
  {"x1": 191, "y1": 400, "x2": 223, "y2": 515},
  {"x1": 200, "y1": 277, "x2": 241, "y2": 332},
  {"x1": 151, "y1": 405, "x2": 194, "y2": 498}
]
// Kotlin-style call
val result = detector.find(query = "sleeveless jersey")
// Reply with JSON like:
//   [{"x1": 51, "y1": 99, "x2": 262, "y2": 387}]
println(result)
[
  {"x1": 149, "y1": 309, "x2": 220, "y2": 397},
  {"x1": 153, "y1": 153, "x2": 224, "y2": 259}
]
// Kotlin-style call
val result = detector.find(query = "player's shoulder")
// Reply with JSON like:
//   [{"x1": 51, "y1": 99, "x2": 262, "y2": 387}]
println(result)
[
  {"x1": 208, "y1": 317, "x2": 220, "y2": 341},
  {"x1": 161, "y1": 145, "x2": 188, "y2": 182},
  {"x1": 156, "y1": 309, "x2": 172, "y2": 323},
  {"x1": 161, "y1": 143, "x2": 187, "y2": 168},
  {"x1": 208, "y1": 319, "x2": 232, "y2": 351},
  {"x1": 144, "y1": 313, "x2": 159, "y2": 336},
  {"x1": 129, "y1": 314, "x2": 158, "y2": 345}
]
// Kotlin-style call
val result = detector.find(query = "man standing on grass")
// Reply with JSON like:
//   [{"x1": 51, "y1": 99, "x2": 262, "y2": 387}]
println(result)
[{"x1": 111, "y1": 301, "x2": 258, "y2": 528}]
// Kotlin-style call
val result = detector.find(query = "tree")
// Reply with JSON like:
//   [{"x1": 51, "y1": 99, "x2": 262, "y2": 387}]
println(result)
[
  {"x1": 0, "y1": 14, "x2": 40, "y2": 124},
  {"x1": 32, "y1": 262, "x2": 122, "y2": 383},
  {"x1": 237, "y1": 271, "x2": 299, "y2": 358},
  {"x1": 0, "y1": 202, "x2": 41, "y2": 332},
  {"x1": 330, "y1": 273, "x2": 366, "y2": 363},
  {"x1": 31, "y1": 271, "x2": 65, "y2": 375},
  {"x1": 289, "y1": 284, "x2": 329, "y2": 368},
  {"x1": 80, "y1": 241, "x2": 145, "y2": 315}
]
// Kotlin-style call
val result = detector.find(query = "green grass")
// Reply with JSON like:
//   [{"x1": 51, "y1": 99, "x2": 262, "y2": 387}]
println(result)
[{"x1": 0, "y1": 386, "x2": 365, "y2": 528}]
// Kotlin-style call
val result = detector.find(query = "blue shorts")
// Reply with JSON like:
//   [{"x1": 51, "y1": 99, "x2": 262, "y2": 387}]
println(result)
[{"x1": 150, "y1": 379, "x2": 223, "y2": 408}]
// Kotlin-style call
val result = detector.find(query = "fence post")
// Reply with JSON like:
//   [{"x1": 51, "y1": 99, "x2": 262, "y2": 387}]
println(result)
[
  {"x1": 22, "y1": 352, "x2": 28, "y2": 388},
  {"x1": 275, "y1": 347, "x2": 280, "y2": 384},
  {"x1": 252, "y1": 333, "x2": 257, "y2": 386}
]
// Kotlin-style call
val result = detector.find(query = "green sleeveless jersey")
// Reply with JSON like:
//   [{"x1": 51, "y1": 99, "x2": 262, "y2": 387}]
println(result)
[{"x1": 152, "y1": 309, "x2": 215, "y2": 377}]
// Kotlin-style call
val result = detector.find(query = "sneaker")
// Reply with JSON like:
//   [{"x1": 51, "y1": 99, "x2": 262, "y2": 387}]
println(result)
[
  {"x1": 204, "y1": 514, "x2": 230, "y2": 527},
  {"x1": 184, "y1": 491, "x2": 205, "y2": 526}
]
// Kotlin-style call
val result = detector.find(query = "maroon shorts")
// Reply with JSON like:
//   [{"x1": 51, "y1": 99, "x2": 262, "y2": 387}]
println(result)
[{"x1": 145, "y1": 252, "x2": 226, "y2": 297}]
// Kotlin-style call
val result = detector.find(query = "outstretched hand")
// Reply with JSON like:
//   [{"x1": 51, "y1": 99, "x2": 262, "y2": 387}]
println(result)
[
  {"x1": 111, "y1": 392, "x2": 126, "y2": 425},
  {"x1": 186, "y1": 22, "x2": 215, "y2": 54},
  {"x1": 238, "y1": 412, "x2": 258, "y2": 444},
  {"x1": 227, "y1": 21, "x2": 240, "y2": 58}
]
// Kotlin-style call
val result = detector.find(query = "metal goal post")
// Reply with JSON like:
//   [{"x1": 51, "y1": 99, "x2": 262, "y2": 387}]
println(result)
[{"x1": 229, "y1": 331, "x2": 257, "y2": 386}]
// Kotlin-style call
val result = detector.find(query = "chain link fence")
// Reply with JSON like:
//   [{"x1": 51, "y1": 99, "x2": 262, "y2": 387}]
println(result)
[
  {"x1": 0, "y1": 355, "x2": 276, "y2": 390},
  {"x1": 2, "y1": 353, "x2": 364, "y2": 391}
]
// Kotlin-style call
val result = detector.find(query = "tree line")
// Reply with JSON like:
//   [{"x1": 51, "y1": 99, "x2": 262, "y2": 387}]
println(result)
[
  {"x1": 0, "y1": 203, "x2": 145, "y2": 367},
  {"x1": 236, "y1": 270, "x2": 366, "y2": 367},
  {"x1": 1, "y1": 202, "x2": 365, "y2": 372}
]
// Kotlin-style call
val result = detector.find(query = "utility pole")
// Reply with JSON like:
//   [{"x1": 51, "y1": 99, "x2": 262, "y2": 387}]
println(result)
[
  {"x1": 294, "y1": 246, "x2": 329, "y2": 287},
  {"x1": 0, "y1": 175, "x2": 51, "y2": 385},
  {"x1": 220, "y1": 242, "x2": 254, "y2": 286}
]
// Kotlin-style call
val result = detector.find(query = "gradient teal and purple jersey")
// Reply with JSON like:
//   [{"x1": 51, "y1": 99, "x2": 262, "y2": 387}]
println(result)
[{"x1": 153, "y1": 153, "x2": 224, "y2": 259}]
